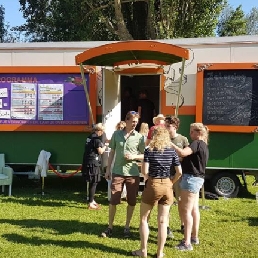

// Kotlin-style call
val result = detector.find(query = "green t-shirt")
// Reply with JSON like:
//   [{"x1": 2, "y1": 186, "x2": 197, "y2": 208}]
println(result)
[{"x1": 109, "y1": 130, "x2": 145, "y2": 176}]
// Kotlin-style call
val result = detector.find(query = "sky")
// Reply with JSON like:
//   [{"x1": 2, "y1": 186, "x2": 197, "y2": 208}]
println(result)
[{"x1": 0, "y1": 0, "x2": 257, "y2": 28}]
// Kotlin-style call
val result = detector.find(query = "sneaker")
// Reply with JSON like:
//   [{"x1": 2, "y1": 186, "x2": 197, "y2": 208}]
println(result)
[
  {"x1": 180, "y1": 225, "x2": 185, "y2": 234},
  {"x1": 123, "y1": 227, "x2": 131, "y2": 238},
  {"x1": 191, "y1": 237, "x2": 200, "y2": 245},
  {"x1": 100, "y1": 227, "x2": 112, "y2": 238},
  {"x1": 167, "y1": 227, "x2": 174, "y2": 239},
  {"x1": 175, "y1": 240, "x2": 193, "y2": 251}
]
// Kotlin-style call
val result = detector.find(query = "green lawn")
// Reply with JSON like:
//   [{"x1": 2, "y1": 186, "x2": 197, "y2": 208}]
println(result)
[{"x1": 0, "y1": 175, "x2": 258, "y2": 258}]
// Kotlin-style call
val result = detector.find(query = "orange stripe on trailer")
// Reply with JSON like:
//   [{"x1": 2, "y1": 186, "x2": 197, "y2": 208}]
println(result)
[{"x1": 162, "y1": 106, "x2": 196, "y2": 116}]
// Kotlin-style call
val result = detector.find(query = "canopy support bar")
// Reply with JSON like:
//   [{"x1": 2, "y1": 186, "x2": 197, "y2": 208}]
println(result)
[
  {"x1": 175, "y1": 58, "x2": 186, "y2": 117},
  {"x1": 80, "y1": 63, "x2": 95, "y2": 125}
]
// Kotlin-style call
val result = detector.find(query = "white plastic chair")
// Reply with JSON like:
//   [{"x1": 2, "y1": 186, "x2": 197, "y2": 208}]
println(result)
[{"x1": 0, "y1": 154, "x2": 13, "y2": 196}]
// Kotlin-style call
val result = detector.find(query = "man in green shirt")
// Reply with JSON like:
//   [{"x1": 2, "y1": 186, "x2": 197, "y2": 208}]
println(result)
[{"x1": 101, "y1": 111, "x2": 145, "y2": 238}]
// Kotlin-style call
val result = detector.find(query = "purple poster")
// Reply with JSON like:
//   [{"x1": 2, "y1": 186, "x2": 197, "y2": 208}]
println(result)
[{"x1": 0, "y1": 73, "x2": 89, "y2": 125}]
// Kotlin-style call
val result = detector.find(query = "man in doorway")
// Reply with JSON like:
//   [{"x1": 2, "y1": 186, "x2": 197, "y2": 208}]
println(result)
[
  {"x1": 121, "y1": 86, "x2": 138, "y2": 121},
  {"x1": 101, "y1": 111, "x2": 145, "y2": 238},
  {"x1": 137, "y1": 89, "x2": 156, "y2": 129}
]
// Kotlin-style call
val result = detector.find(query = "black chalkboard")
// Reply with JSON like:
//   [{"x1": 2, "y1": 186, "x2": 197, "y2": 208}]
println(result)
[{"x1": 203, "y1": 69, "x2": 258, "y2": 126}]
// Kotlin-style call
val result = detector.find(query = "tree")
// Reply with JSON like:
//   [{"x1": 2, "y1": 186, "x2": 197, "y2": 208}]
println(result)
[
  {"x1": 0, "y1": 5, "x2": 6, "y2": 42},
  {"x1": 217, "y1": 5, "x2": 247, "y2": 36},
  {"x1": 246, "y1": 7, "x2": 258, "y2": 35},
  {"x1": 17, "y1": 0, "x2": 226, "y2": 42}
]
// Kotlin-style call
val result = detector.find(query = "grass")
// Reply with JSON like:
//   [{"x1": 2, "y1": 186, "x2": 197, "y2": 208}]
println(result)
[{"x1": 0, "y1": 175, "x2": 258, "y2": 258}]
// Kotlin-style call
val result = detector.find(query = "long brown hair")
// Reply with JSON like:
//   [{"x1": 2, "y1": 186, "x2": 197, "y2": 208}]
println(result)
[{"x1": 149, "y1": 127, "x2": 171, "y2": 152}]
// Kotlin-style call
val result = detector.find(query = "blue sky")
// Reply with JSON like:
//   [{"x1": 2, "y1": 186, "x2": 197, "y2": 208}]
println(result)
[{"x1": 0, "y1": 0, "x2": 257, "y2": 27}]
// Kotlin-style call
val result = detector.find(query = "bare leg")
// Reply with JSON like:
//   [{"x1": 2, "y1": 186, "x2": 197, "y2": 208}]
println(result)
[
  {"x1": 133, "y1": 202, "x2": 152, "y2": 257},
  {"x1": 157, "y1": 204, "x2": 170, "y2": 258},
  {"x1": 108, "y1": 204, "x2": 116, "y2": 229},
  {"x1": 191, "y1": 192, "x2": 200, "y2": 239},
  {"x1": 125, "y1": 205, "x2": 135, "y2": 228},
  {"x1": 180, "y1": 190, "x2": 196, "y2": 245}
]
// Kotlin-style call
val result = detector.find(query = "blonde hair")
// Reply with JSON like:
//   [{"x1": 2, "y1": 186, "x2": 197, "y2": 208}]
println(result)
[
  {"x1": 139, "y1": 122, "x2": 149, "y2": 137},
  {"x1": 115, "y1": 121, "x2": 126, "y2": 130},
  {"x1": 190, "y1": 123, "x2": 209, "y2": 144},
  {"x1": 93, "y1": 123, "x2": 105, "y2": 132},
  {"x1": 149, "y1": 127, "x2": 171, "y2": 152}
]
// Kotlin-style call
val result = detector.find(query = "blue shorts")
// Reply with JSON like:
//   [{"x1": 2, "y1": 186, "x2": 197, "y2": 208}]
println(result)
[{"x1": 180, "y1": 174, "x2": 204, "y2": 194}]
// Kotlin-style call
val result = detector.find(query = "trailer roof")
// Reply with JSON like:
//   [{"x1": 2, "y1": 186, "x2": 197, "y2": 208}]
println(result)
[{"x1": 75, "y1": 40, "x2": 189, "y2": 66}]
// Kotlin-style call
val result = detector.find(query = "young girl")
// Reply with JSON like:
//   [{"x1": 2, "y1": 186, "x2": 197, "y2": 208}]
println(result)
[{"x1": 139, "y1": 122, "x2": 149, "y2": 142}]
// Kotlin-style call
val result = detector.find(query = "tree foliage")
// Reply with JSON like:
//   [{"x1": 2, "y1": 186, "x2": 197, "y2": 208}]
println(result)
[
  {"x1": 246, "y1": 7, "x2": 258, "y2": 35},
  {"x1": 0, "y1": 5, "x2": 6, "y2": 42},
  {"x1": 217, "y1": 5, "x2": 247, "y2": 36},
  {"x1": 16, "y1": 0, "x2": 226, "y2": 42}
]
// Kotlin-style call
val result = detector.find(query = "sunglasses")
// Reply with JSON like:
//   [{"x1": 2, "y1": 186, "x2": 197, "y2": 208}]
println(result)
[{"x1": 129, "y1": 111, "x2": 139, "y2": 115}]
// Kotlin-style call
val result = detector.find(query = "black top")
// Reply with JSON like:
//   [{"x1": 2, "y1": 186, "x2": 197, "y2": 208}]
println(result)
[
  {"x1": 181, "y1": 140, "x2": 209, "y2": 178},
  {"x1": 138, "y1": 98, "x2": 155, "y2": 127},
  {"x1": 82, "y1": 133, "x2": 103, "y2": 166}
]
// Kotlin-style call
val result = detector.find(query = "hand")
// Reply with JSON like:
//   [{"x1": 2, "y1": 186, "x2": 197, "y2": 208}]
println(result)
[
  {"x1": 124, "y1": 154, "x2": 134, "y2": 161},
  {"x1": 105, "y1": 169, "x2": 111, "y2": 180}
]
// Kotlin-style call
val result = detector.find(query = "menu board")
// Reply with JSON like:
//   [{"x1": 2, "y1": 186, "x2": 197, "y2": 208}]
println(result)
[
  {"x1": 202, "y1": 69, "x2": 258, "y2": 126},
  {"x1": 0, "y1": 73, "x2": 89, "y2": 125}
]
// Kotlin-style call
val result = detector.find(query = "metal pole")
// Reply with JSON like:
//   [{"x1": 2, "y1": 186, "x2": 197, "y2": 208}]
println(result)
[
  {"x1": 175, "y1": 58, "x2": 186, "y2": 117},
  {"x1": 199, "y1": 184, "x2": 210, "y2": 210},
  {"x1": 41, "y1": 176, "x2": 45, "y2": 196},
  {"x1": 79, "y1": 63, "x2": 95, "y2": 125}
]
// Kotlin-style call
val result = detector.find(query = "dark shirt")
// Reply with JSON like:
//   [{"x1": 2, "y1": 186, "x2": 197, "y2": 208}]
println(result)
[
  {"x1": 138, "y1": 98, "x2": 155, "y2": 127},
  {"x1": 144, "y1": 147, "x2": 180, "y2": 178},
  {"x1": 181, "y1": 140, "x2": 209, "y2": 178},
  {"x1": 82, "y1": 133, "x2": 103, "y2": 166},
  {"x1": 121, "y1": 96, "x2": 138, "y2": 120}
]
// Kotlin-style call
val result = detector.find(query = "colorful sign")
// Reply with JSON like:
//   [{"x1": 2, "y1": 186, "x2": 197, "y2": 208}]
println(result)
[{"x1": 0, "y1": 73, "x2": 89, "y2": 125}]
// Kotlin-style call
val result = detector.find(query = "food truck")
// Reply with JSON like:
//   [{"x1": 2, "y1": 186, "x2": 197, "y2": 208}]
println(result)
[{"x1": 1, "y1": 36, "x2": 258, "y2": 197}]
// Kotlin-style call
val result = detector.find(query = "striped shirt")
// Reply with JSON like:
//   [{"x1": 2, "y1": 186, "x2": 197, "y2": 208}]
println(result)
[{"x1": 144, "y1": 147, "x2": 180, "y2": 178}]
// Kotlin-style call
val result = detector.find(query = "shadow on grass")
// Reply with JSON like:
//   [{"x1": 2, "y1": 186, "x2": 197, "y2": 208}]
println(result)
[
  {"x1": 2, "y1": 233, "x2": 130, "y2": 256},
  {"x1": 248, "y1": 217, "x2": 258, "y2": 226},
  {"x1": 0, "y1": 218, "x2": 141, "y2": 241}
]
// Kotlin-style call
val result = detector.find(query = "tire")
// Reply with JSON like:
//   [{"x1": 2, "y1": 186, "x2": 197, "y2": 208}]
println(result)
[{"x1": 210, "y1": 172, "x2": 240, "y2": 198}]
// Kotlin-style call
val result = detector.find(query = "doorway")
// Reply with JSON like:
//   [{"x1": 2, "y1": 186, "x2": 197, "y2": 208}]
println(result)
[{"x1": 120, "y1": 75, "x2": 160, "y2": 121}]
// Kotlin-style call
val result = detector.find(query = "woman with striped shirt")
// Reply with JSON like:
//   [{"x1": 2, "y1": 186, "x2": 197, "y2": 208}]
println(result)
[{"x1": 132, "y1": 127, "x2": 182, "y2": 258}]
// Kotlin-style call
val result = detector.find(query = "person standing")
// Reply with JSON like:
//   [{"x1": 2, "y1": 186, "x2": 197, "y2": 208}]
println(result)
[
  {"x1": 121, "y1": 87, "x2": 138, "y2": 121},
  {"x1": 165, "y1": 116, "x2": 189, "y2": 238},
  {"x1": 101, "y1": 111, "x2": 145, "y2": 238},
  {"x1": 132, "y1": 127, "x2": 182, "y2": 258},
  {"x1": 145, "y1": 114, "x2": 166, "y2": 146},
  {"x1": 81, "y1": 123, "x2": 107, "y2": 210},
  {"x1": 137, "y1": 89, "x2": 156, "y2": 129},
  {"x1": 171, "y1": 123, "x2": 209, "y2": 251}
]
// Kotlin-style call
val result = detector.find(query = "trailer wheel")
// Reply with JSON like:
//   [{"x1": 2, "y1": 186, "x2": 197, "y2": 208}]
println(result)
[{"x1": 211, "y1": 172, "x2": 240, "y2": 198}]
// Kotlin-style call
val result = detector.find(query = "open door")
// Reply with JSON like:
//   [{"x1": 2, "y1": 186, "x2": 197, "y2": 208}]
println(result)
[{"x1": 102, "y1": 68, "x2": 121, "y2": 139}]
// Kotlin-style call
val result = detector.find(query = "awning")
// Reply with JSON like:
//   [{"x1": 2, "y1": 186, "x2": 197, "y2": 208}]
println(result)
[
  {"x1": 75, "y1": 40, "x2": 189, "y2": 66},
  {"x1": 75, "y1": 40, "x2": 190, "y2": 123}
]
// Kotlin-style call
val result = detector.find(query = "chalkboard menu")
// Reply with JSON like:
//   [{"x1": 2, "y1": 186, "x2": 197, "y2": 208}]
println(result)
[{"x1": 203, "y1": 69, "x2": 258, "y2": 126}]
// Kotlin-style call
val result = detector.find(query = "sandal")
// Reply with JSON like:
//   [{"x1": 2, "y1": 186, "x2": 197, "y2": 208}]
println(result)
[
  {"x1": 131, "y1": 250, "x2": 147, "y2": 257},
  {"x1": 155, "y1": 253, "x2": 165, "y2": 258}
]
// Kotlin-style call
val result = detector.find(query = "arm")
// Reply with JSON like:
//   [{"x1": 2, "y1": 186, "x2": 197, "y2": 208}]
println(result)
[
  {"x1": 141, "y1": 161, "x2": 149, "y2": 181},
  {"x1": 105, "y1": 149, "x2": 115, "y2": 180},
  {"x1": 96, "y1": 145, "x2": 107, "y2": 155},
  {"x1": 138, "y1": 106, "x2": 142, "y2": 118},
  {"x1": 171, "y1": 165, "x2": 182, "y2": 184},
  {"x1": 172, "y1": 143, "x2": 193, "y2": 157}
]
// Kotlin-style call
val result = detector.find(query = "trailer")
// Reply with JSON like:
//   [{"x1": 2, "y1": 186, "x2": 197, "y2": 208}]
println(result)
[{"x1": 1, "y1": 36, "x2": 258, "y2": 197}]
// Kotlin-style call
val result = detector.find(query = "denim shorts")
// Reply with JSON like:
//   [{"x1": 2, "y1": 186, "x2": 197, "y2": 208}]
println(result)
[{"x1": 179, "y1": 174, "x2": 204, "y2": 194}]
